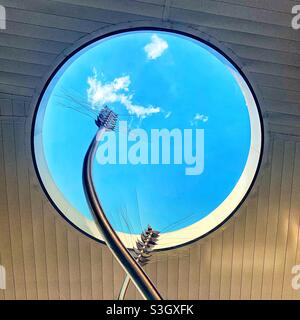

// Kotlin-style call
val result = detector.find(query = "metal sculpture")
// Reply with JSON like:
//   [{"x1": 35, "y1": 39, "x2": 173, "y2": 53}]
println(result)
[
  {"x1": 118, "y1": 225, "x2": 160, "y2": 300},
  {"x1": 82, "y1": 106, "x2": 162, "y2": 300}
]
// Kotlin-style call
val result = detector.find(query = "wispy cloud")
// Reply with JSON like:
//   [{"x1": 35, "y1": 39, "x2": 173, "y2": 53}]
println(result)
[
  {"x1": 190, "y1": 113, "x2": 208, "y2": 126},
  {"x1": 87, "y1": 71, "x2": 160, "y2": 119},
  {"x1": 194, "y1": 114, "x2": 208, "y2": 122},
  {"x1": 144, "y1": 34, "x2": 168, "y2": 60}
]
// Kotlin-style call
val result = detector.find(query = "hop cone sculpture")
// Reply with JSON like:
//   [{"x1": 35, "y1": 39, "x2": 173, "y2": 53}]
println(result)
[
  {"x1": 118, "y1": 225, "x2": 160, "y2": 300},
  {"x1": 95, "y1": 106, "x2": 118, "y2": 130}
]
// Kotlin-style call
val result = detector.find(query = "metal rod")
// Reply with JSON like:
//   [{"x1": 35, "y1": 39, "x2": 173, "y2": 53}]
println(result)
[
  {"x1": 118, "y1": 274, "x2": 131, "y2": 300},
  {"x1": 82, "y1": 128, "x2": 162, "y2": 300}
]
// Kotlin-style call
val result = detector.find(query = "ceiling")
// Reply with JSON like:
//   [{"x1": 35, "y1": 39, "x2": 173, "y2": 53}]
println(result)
[{"x1": 0, "y1": 0, "x2": 300, "y2": 300}]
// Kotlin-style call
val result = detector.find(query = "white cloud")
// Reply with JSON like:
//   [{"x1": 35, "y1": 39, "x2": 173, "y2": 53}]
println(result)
[
  {"x1": 194, "y1": 114, "x2": 208, "y2": 122},
  {"x1": 87, "y1": 72, "x2": 160, "y2": 119},
  {"x1": 144, "y1": 34, "x2": 168, "y2": 60},
  {"x1": 190, "y1": 113, "x2": 208, "y2": 126}
]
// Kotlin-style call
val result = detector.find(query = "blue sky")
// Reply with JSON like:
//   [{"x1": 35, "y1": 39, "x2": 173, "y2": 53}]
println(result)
[{"x1": 38, "y1": 31, "x2": 251, "y2": 235}]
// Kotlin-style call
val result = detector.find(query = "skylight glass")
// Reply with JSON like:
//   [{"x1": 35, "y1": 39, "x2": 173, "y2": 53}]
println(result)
[{"x1": 32, "y1": 30, "x2": 263, "y2": 250}]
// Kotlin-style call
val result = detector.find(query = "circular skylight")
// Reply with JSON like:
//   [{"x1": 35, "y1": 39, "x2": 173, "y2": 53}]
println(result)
[{"x1": 32, "y1": 29, "x2": 263, "y2": 250}]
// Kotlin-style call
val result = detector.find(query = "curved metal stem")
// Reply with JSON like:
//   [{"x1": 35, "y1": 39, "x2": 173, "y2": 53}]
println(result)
[
  {"x1": 118, "y1": 274, "x2": 131, "y2": 300},
  {"x1": 82, "y1": 128, "x2": 162, "y2": 300}
]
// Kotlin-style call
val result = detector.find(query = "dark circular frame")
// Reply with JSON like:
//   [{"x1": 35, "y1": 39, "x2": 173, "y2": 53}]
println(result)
[{"x1": 31, "y1": 27, "x2": 264, "y2": 251}]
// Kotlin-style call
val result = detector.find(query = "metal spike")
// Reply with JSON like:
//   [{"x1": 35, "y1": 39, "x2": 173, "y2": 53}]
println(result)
[
  {"x1": 140, "y1": 252, "x2": 151, "y2": 259},
  {"x1": 141, "y1": 233, "x2": 148, "y2": 242},
  {"x1": 142, "y1": 247, "x2": 152, "y2": 254},
  {"x1": 131, "y1": 251, "x2": 139, "y2": 260},
  {"x1": 95, "y1": 106, "x2": 118, "y2": 130},
  {"x1": 146, "y1": 230, "x2": 160, "y2": 237},
  {"x1": 136, "y1": 242, "x2": 144, "y2": 251},
  {"x1": 133, "y1": 248, "x2": 141, "y2": 256},
  {"x1": 145, "y1": 241, "x2": 157, "y2": 247},
  {"x1": 130, "y1": 225, "x2": 160, "y2": 269},
  {"x1": 150, "y1": 233, "x2": 160, "y2": 239}
]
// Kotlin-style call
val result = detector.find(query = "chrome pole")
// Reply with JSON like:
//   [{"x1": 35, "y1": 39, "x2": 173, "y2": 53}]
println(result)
[{"x1": 82, "y1": 127, "x2": 162, "y2": 300}]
